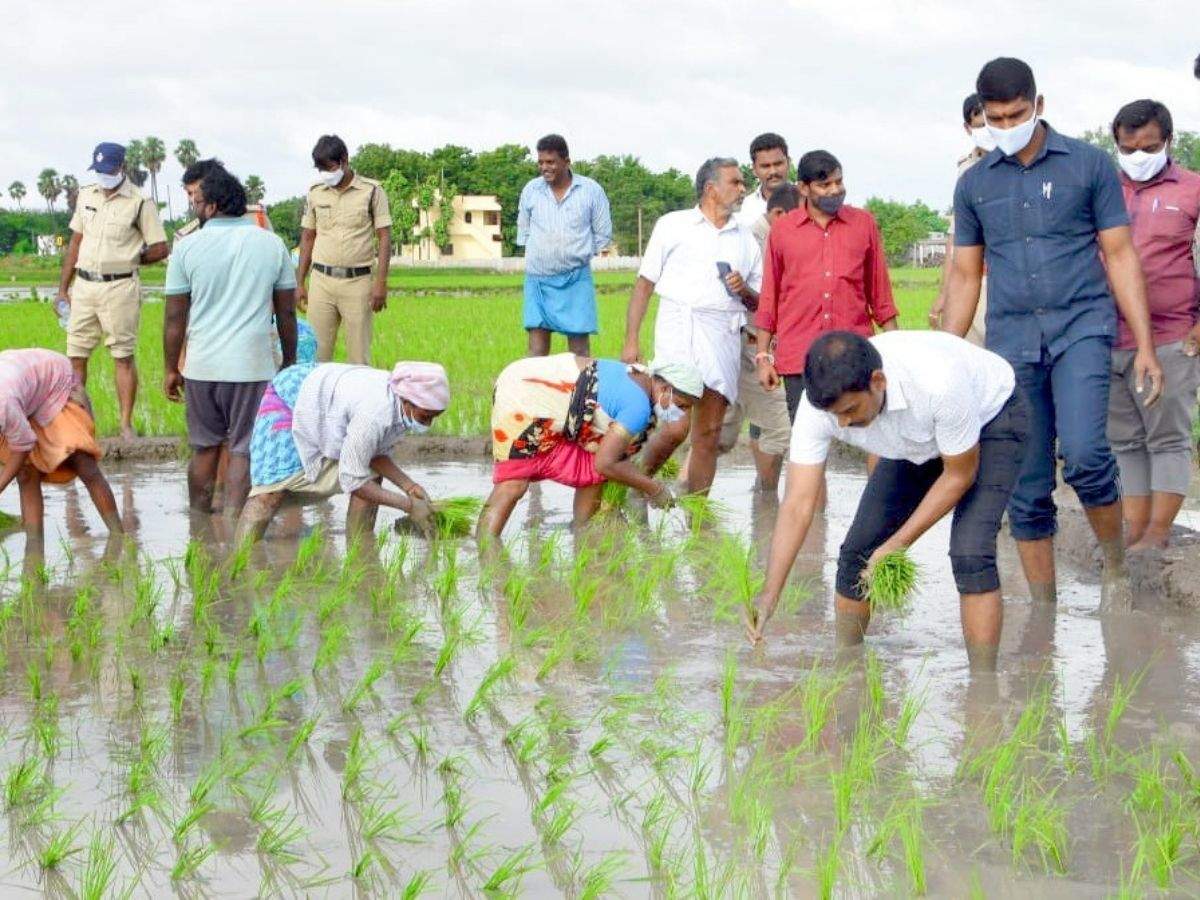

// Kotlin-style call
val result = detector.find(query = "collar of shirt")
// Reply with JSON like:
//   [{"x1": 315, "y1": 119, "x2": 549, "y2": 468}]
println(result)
[
  {"x1": 788, "y1": 203, "x2": 846, "y2": 229},
  {"x1": 690, "y1": 204, "x2": 743, "y2": 233},
  {"x1": 986, "y1": 121, "x2": 1070, "y2": 170},
  {"x1": 533, "y1": 172, "x2": 582, "y2": 199},
  {"x1": 312, "y1": 173, "x2": 367, "y2": 194},
  {"x1": 199, "y1": 216, "x2": 252, "y2": 228}
]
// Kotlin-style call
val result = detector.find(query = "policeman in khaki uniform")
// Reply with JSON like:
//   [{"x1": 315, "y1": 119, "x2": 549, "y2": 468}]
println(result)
[
  {"x1": 55, "y1": 142, "x2": 168, "y2": 440},
  {"x1": 295, "y1": 134, "x2": 392, "y2": 364}
]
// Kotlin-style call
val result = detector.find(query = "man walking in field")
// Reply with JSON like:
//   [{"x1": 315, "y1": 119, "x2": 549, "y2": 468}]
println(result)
[
  {"x1": 623, "y1": 157, "x2": 762, "y2": 495},
  {"x1": 736, "y1": 132, "x2": 792, "y2": 228},
  {"x1": 517, "y1": 134, "x2": 613, "y2": 357},
  {"x1": 55, "y1": 141, "x2": 169, "y2": 440},
  {"x1": 941, "y1": 57, "x2": 1163, "y2": 612}
]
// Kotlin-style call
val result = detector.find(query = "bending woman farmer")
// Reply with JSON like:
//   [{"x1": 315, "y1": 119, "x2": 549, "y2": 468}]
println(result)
[
  {"x1": 478, "y1": 352, "x2": 703, "y2": 538},
  {"x1": 0, "y1": 348, "x2": 122, "y2": 538},
  {"x1": 236, "y1": 361, "x2": 449, "y2": 543}
]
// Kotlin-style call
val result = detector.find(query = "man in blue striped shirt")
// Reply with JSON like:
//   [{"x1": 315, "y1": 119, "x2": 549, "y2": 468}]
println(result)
[{"x1": 517, "y1": 134, "x2": 613, "y2": 356}]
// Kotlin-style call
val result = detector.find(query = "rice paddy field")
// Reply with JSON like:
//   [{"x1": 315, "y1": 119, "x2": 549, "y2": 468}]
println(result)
[
  {"x1": 0, "y1": 266, "x2": 940, "y2": 440},
  {"x1": 1, "y1": 453, "x2": 1199, "y2": 897}
]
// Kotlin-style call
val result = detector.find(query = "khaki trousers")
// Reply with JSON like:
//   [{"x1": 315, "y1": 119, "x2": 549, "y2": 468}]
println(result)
[
  {"x1": 309, "y1": 269, "x2": 373, "y2": 364},
  {"x1": 67, "y1": 275, "x2": 141, "y2": 359}
]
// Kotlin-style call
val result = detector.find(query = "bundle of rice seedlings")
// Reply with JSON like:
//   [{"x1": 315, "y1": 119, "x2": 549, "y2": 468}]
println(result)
[
  {"x1": 394, "y1": 496, "x2": 483, "y2": 539},
  {"x1": 0, "y1": 510, "x2": 19, "y2": 532},
  {"x1": 859, "y1": 549, "x2": 920, "y2": 612},
  {"x1": 599, "y1": 481, "x2": 629, "y2": 512}
]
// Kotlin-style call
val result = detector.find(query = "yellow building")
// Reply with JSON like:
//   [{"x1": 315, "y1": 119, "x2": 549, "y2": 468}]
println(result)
[{"x1": 401, "y1": 194, "x2": 503, "y2": 262}]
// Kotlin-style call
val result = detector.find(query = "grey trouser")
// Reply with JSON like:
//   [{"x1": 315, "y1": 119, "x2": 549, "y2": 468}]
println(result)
[
  {"x1": 1108, "y1": 340, "x2": 1199, "y2": 496},
  {"x1": 718, "y1": 332, "x2": 792, "y2": 457}
]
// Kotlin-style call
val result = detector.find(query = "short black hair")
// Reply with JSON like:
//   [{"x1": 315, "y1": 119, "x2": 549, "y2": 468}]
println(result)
[
  {"x1": 1112, "y1": 99, "x2": 1173, "y2": 142},
  {"x1": 976, "y1": 57, "x2": 1037, "y2": 104},
  {"x1": 962, "y1": 93, "x2": 983, "y2": 124},
  {"x1": 797, "y1": 150, "x2": 841, "y2": 184},
  {"x1": 536, "y1": 134, "x2": 570, "y2": 159},
  {"x1": 804, "y1": 332, "x2": 882, "y2": 410},
  {"x1": 767, "y1": 183, "x2": 801, "y2": 213},
  {"x1": 182, "y1": 157, "x2": 224, "y2": 186},
  {"x1": 197, "y1": 168, "x2": 247, "y2": 217},
  {"x1": 749, "y1": 132, "x2": 788, "y2": 162},
  {"x1": 312, "y1": 135, "x2": 349, "y2": 168}
]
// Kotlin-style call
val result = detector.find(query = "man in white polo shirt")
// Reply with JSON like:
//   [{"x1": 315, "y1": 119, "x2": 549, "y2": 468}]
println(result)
[
  {"x1": 622, "y1": 157, "x2": 762, "y2": 494},
  {"x1": 745, "y1": 330, "x2": 1028, "y2": 670}
]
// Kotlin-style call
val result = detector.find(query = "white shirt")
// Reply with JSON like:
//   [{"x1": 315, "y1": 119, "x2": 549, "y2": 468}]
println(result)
[
  {"x1": 789, "y1": 331, "x2": 1015, "y2": 466},
  {"x1": 637, "y1": 206, "x2": 763, "y2": 312},
  {"x1": 292, "y1": 364, "x2": 411, "y2": 493},
  {"x1": 734, "y1": 186, "x2": 770, "y2": 229}
]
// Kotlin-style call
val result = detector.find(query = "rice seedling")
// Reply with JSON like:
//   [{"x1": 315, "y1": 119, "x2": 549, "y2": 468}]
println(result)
[
  {"x1": 464, "y1": 654, "x2": 516, "y2": 721},
  {"x1": 402, "y1": 870, "x2": 434, "y2": 898},
  {"x1": 286, "y1": 716, "x2": 318, "y2": 762},
  {"x1": 798, "y1": 663, "x2": 845, "y2": 753},
  {"x1": 171, "y1": 841, "x2": 216, "y2": 881},
  {"x1": 579, "y1": 850, "x2": 628, "y2": 899},
  {"x1": 1130, "y1": 795, "x2": 1193, "y2": 889},
  {"x1": 255, "y1": 803, "x2": 308, "y2": 863},
  {"x1": 77, "y1": 830, "x2": 119, "y2": 900},
  {"x1": 814, "y1": 831, "x2": 842, "y2": 900},
  {"x1": 37, "y1": 819, "x2": 84, "y2": 870},
  {"x1": 0, "y1": 509, "x2": 19, "y2": 531},
  {"x1": 482, "y1": 844, "x2": 538, "y2": 894},
  {"x1": 343, "y1": 658, "x2": 388, "y2": 712},
  {"x1": 705, "y1": 536, "x2": 763, "y2": 623},
  {"x1": 312, "y1": 621, "x2": 350, "y2": 674},
  {"x1": 361, "y1": 795, "x2": 418, "y2": 844},
  {"x1": 1009, "y1": 782, "x2": 1068, "y2": 873},
  {"x1": 342, "y1": 726, "x2": 372, "y2": 802},
  {"x1": 5, "y1": 756, "x2": 45, "y2": 808},
  {"x1": 1105, "y1": 668, "x2": 1147, "y2": 746},
  {"x1": 719, "y1": 649, "x2": 737, "y2": 727},
  {"x1": 425, "y1": 496, "x2": 484, "y2": 539},
  {"x1": 859, "y1": 548, "x2": 920, "y2": 612},
  {"x1": 433, "y1": 543, "x2": 461, "y2": 603}
]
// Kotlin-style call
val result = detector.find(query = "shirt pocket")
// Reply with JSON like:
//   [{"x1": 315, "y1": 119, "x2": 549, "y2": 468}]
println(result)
[
  {"x1": 1146, "y1": 205, "x2": 1196, "y2": 241},
  {"x1": 973, "y1": 195, "x2": 1020, "y2": 244},
  {"x1": 337, "y1": 194, "x2": 372, "y2": 229},
  {"x1": 1037, "y1": 183, "x2": 1089, "y2": 236},
  {"x1": 313, "y1": 203, "x2": 335, "y2": 230}
]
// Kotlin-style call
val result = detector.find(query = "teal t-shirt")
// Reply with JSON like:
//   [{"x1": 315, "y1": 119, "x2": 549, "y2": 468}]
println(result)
[{"x1": 164, "y1": 217, "x2": 297, "y2": 382}]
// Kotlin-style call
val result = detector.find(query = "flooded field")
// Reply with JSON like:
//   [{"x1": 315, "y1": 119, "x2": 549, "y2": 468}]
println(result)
[{"x1": 1, "y1": 457, "x2": 1198, "y2": 897}]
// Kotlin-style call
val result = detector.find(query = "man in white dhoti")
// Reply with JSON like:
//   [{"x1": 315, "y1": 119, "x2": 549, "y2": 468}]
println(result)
[{"x1": 622, "y1": 157, "x2": 763, "y2": 494}]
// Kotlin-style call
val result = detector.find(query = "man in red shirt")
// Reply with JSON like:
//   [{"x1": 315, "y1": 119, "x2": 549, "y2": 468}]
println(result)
[
  {"x1": 755, "y1": 150, "x2": 898, "y2": 420},
  {"x1": 1107, "y1": 99, "x2": 1200, "y2": 550}
]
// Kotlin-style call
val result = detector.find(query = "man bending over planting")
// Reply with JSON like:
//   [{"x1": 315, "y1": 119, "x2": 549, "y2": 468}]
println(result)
[{"x1": 745, "y1": 330, "x2": 1029, "y2": 670}]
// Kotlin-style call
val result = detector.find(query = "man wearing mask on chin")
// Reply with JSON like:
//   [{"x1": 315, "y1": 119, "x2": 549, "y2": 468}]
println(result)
[
  {"x1": 942, "y1": 57, "x2": 1163, "y2": 614},
  {"x1": 931, "y1": 93, "x2": 994, "y2": 344},
  {"x1": 295, "y1": 135, "x2": 392, "y2": 365},
  {"x1": 1107, "y1": 99, "x2": 1200, "y2": 551},
  {"x1": 755, "y1": 150, "x2": 898, "y2": 422},
  {"x1": 55, "y1": 142, "x2": 168, "y2": 441}
]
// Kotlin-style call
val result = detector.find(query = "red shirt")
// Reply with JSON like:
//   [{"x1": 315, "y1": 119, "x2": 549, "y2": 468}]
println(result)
[
  {"x1": 1117, "y1": 161, "x2": 1200, "y2": 350},
  {"x1": 755, "y1": 204, "x2": 897, "y2": 374}
]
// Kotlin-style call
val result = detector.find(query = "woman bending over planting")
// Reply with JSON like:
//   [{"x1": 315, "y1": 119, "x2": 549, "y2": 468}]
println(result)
[
  {"x1": 235, "y1": 361, "x2": 448, "y2": 543},
  {"x1": 478, "y1": 353, "x2": 704, "y2": 539},
  {"x1": 746, "y1": 331, "x2": 1028, "y2": 671},
  {"x1": 0, "y1": 349, "x2": 122, "y2": 539}
]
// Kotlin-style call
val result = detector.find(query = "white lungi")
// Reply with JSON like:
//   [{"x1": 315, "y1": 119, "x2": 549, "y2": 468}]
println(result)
[{"x1": 652, "y1": 296, "x2": 743, "y2": 404}]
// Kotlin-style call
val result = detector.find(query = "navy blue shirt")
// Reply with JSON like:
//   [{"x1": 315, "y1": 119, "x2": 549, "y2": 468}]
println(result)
[{"x1": 953, "y1": 123, "x2": 1130, "y2": 363}]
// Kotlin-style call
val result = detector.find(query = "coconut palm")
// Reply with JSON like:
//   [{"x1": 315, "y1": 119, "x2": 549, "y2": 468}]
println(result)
[
  {"x1": 174, "y1": 138, "x2": 199, "y2": 170},
  {"x1": 8, "y1": 181, "x2": 25, "y2": 209},
  {"x1": 61, "y1": 175, "x2": 80, "y2": 212},
  {"x1": 125, "y1": 139, "x2": 148, "y2": 188},
  {"x1": 143, "y1": 136, "x2": 166, "y2": 202},
  {"x1": 37, "y1": 168, "x2": 61, "y2": 214},
  {"x1": 244, "y1": 175, "x2": 265, "y2": 205}
]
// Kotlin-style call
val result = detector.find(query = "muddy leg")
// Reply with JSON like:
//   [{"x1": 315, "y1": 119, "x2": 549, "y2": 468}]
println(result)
[
  {"x1": 571, "y1": 483, "x2": 603, "y2": 531},
  {"x1": 345, "y1": 493, "x2": 379, "y2": 540},
  {"x1": 235, "y1": 491, "x2": 285, "y2": 544},
  {"x1": 478, "y1": 480, "x2": 530, "y2": 542},
  {"x1": 188, "y1": 446, "x2": 221, "y2": 514},
  {"x1": 69, "y1": 452, "x2": 122, "y2": 533},
  {"x1": 220, "y1": 450, "x2": 252, "y2": 519},
  {"x1": 1128, "y1": 491, "x2": 1184, "y2": 551},
  {"x1": 1086, "y1": 501, "x2": 1131, "y2": 613},
  {"x1": 960, "y1": 590, "x2": 1002, "y2": 671},
  {"x1": 16, "y1": 466, "x2": 44, "y2": 539},
  {"x1": 1122, "y1": 494, "x2": 1150, "y2": 547},
  {"x1": 834, "y1": 593, "x2": 870, "y2": 646},
  {"x1": 685, "y1": 388, "x2": 728, "y2": 495},
  {"x1": 1016, "y1": 537, "x2": 1057, "y2": 604}
]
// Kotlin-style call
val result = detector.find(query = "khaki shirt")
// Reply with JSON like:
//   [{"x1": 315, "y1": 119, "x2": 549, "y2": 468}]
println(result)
[
  {"x1": 301, "y1": 174, "x2": 392, "y2": 268},
  {"x1": 69, "y1": 179, "x2": 167, "y2": 275}
]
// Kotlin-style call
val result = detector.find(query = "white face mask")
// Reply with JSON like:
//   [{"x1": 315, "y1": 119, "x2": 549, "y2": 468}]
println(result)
[
  {"x1": 401, "y1": 407, "x2": 430, "y2": 434},
  {"x1": 970, "y1": 126, "x2": 997, "y2": 153},
  {"x1": 319, "y1": 167, "x2": 344, "y2": 188},
  {"x1": 96, "y1": 172, "x2": 124, "y2": 190},
  {"x1": 653, "y1": 390, "x2": 686, "y2": 424},
  {"x1": 1117, "y1": 147, "x2": 1168, "y2": 182},
  {"x1": 986, "y1": 111, "x2": 1039, "y2": 157}
]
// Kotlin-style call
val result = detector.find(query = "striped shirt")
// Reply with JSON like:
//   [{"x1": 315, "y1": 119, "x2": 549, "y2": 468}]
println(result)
[
  {"x1": 0, "y1": 349, "x2": 77, "y2": 451},
  {"x1": 291, "y1": 364, "x2": 411, "y2": 493},
  {"x1": 516, "y1": 172, "x2": 613, "y2": 276}
]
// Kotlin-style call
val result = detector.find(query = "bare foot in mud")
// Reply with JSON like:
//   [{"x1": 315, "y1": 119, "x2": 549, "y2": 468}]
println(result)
[
  {"x1": 1100, "y1": 569, "x2": 1133, "y2": 614},
  {"x1": 120, "y1": 425, "x2": 138, "y2": 442}
]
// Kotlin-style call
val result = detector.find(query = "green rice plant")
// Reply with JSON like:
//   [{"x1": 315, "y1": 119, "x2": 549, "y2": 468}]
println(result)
[
  {"x1": 859, "y1": 549, "x2": 920, "y2": 612},
  {"x1": 892, "y1": 689, "x2": 925, "y2": 748},
  {"x1": 361, "y1": 795, "x2": 417, "y2": 844},
  {"x1": 402, "y1": 870, "x2": 434, "y2": 898},
  {"x1": 464, "y1": 654, "x2": 516, "y2": 721},
  {"x1": 0, "y1": 509, "x2": 19, "y2": 531},
  {"x1": 343, "y1": 658, "x2": 388, "y2": 712},
  {"x1": 227, "y1": 537, "x2": 253, "y2": 581},
  {"x1": 482, "y1": 844, "x2": 538, "y2": 894},
  {"x1": 5, "y1": 756, "x2": 44, "y2": 808},
  {"x1": 169, "y1": 668, "x2": 187, "y2": 722},
  {"x1": 1105, "y1": 668, "x2": 1147, "y2": 746},
  {"x1": 719, "y1": 649, "x2": 737, "y2": 727},
  {"x1": 675, "y1": 493, "x2": 727, "y2": 537},
  {"x1": 342, "y1": 726, "x2": 372, "y2": 802},
  {"x1": 428, "y1": 496, "x2": 484, "y2": 539},
  {"x1": 292, "y1": 525, "x2": 325, "y2": 576},
  {"x1": 171, "y1": 841, "x2": 216, "y2": 881},
  {"x1": 255, "y1": 804, "x2": 307, "y2": 863},
  {"x1": 814, "y1": 832, "x2": 842, "y2": 900},
  {"x1": 599, "y1": 480, "x2": 629, "y2": 512},
  {"x1": 1010, "y1": 782, "x2": 1068, "y2": 873},
  {"x1": 286, "y1": 716, "x2": 318, "y2": 762},
  {"x1": 704, "y1": 536, "x2": 763, "y2": 623},
  {"x1": 313, "y1": 621, "x2": 350, "y2": 674},
  {"x1": 37, "y1": 819, "x2": 84, "y2": 870},
  {"x1": 798, "y1": 663, "x2": 845, "y2": 753},
  {"x1": 579, "y1": 850, "x2": 628, "y2": 899},
  {"x1": 409, "y1": 726, "x2": 432, "y2": 762},
  {"x1": 1131, "y1": 796, "x2": 1194, "y2": 889},
  {"x1": 78, "y1": 830, "x2": 119, "y2": 900}
]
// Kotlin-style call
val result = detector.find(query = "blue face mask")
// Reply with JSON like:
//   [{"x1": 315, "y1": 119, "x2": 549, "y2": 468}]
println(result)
[
  {"x1": 402, "y1": 406, "x2": 430, "y2": 434},
  {"x1": 654, "y1": 391, "x2": 686, "y2": 424}
]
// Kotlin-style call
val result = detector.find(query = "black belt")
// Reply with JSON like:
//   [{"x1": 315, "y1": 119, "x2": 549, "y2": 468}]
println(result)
[
  {"x1": 313, "y1": 262, "x2": 372, "y2": 279},
  {"x1": 76, "y1": 270, "x2": 133, "y2": 283}
]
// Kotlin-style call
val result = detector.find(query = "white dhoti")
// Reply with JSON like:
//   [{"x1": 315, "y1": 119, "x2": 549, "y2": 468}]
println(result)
[{"x1": 652, "y1": 297, "x2": 743, "y2": 404}]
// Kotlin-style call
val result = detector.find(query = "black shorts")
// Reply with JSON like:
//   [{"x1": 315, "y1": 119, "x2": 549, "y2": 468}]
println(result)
[
  {"x1": 835, "y1": 391, "x2": 1029, "y2": 599},
  {"x1": 184, "y1": 379, "x2": 267, "y2": 455},
  {"x1": 783, "y1": 374, "x2": 806, "y2": 423}
]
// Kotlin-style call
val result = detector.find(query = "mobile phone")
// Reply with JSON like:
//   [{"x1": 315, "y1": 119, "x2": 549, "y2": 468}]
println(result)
[{"x1": 716, "y1": 261, "x2": 741, "y2": 300}]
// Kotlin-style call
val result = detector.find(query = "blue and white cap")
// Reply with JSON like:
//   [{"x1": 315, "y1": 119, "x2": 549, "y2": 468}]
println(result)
[{"x1": 87, "y1": 142, "x2": 125, "y2": 174}]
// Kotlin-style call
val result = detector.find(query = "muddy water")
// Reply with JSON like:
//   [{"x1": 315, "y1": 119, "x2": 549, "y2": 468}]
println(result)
[{"x1": 1, "y1": 458, "x2": 1198, "y2": 897}]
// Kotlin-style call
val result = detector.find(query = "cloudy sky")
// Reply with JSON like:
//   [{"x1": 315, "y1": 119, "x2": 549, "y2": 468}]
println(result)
[{"x1": 3, "y1": 0, "x2": 1197, "y2": 217}]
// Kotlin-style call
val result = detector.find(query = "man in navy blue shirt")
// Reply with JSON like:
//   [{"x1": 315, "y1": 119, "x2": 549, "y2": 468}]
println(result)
[{"x1": 942, "y1": 57, "x2": 1163, "y2": 614}]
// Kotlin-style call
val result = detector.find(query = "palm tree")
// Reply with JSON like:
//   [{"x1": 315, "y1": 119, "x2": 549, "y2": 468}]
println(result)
[
  {"x1": 37, "y1": 168, "x2": 61, "y2": 214},
  {"x1": 143, "y1": 136, "x2": 165, "y2": 203},
  {"x1": 8, "y1": 181, "x2": 25, "y2": 209},
  {"x1": 125, "y1": 139, "x2": 148, "y2": 188},
  {"x1": 61, "y1": 175, "x2": 80, "y2": 212},
  {"x1": 174, "y1": 138, "x2": 199, "y2": 170},
  {"x1": 244, "y1": 175, "x2": 265, "y2": 205}
]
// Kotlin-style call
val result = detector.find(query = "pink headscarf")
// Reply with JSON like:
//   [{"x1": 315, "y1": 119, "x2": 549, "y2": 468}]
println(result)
[{"x1": 389, "y1": 361, "x2": 450, "y2": 411}]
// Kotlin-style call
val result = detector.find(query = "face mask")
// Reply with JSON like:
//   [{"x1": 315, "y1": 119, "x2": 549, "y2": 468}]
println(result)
[
  {"x1": 986, "y1": 112, "x2": 1039, "y2": 157},
  {"x1": 319, "y1": 168, "x2": 344, "y2": 187},
  {"x1": 813, "y1": 192, "x2": 845, "y2": 216},
  {"x1": 96, "y1": 172, "x2": 124, "y2": 190},
  {"x1": 654, "y1": 389, "x2": 687, "y2": 424},
  {"x1": 400, "y1": 404, "x2": 430, "y2": 434},
  {"x1": 1117, "y1": 147, "x2": 1168, "y2": 182},
  {"x1": 970, "y1": 126, "x2": 997, "y2": 152}
]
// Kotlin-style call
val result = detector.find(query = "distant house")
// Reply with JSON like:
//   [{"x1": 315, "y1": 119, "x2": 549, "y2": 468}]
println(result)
[
  {"x1": 401, "y1": 194, "x2": 503, "y2": 262},
  {"x1": 910, "y1": 231, "x2": 948, "y2": 267}
]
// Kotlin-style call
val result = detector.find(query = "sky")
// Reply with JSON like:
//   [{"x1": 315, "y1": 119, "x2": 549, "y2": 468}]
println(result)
[{"x1": 2, "y1": 0, "x2": 1198, "y2": 218}]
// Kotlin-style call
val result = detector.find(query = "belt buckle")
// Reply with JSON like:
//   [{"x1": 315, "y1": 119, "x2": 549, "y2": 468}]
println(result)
[{"x1": 334, "y1": 266, "x2": 349, "y2": 278}]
